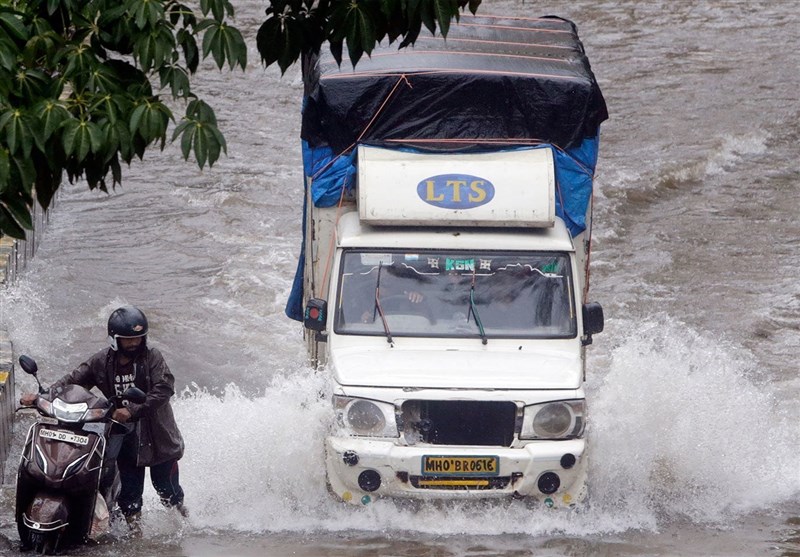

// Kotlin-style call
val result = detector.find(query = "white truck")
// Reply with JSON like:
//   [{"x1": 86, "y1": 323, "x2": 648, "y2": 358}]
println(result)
[{"x1": 287, "y1": 15, "x2": 608, "y2": 507}]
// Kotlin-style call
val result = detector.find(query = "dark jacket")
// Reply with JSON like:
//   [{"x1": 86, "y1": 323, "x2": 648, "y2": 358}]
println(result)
[{"x1": 52, "y1": 346, "x2": 184, "y2": 466}]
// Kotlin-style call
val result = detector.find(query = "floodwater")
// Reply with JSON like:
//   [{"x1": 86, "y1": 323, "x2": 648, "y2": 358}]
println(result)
[{"x1": 1, "y1": 1, "x2": 799, "y2": 555}]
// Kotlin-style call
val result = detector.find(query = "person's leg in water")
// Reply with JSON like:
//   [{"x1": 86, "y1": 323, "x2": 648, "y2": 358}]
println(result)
[
  {"x1": 116, "y1": 433, "x2": 145, "y2": 532},
  {"x1": 150, "y1": 459, "x2": 187, "y2": 516},
  {"x1": 99, "y1": 432, "x2": 125, "y2": 503}
]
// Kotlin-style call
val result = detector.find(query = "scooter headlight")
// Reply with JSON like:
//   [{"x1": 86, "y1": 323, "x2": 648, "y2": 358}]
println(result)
[
  {"x1": 520, "y1": 400, "x2": 586, "y2": 439},
  {"x1": 52, "y1": 398, "x2": 89, "y2": 423},
  {"x1": 333, "y1": 396, "x2": 398, "y2": 438}
]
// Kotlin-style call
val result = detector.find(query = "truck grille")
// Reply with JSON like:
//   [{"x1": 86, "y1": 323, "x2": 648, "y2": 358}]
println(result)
[{"x1": 401, "y1": 400, "x2": 517, "y2": 446}]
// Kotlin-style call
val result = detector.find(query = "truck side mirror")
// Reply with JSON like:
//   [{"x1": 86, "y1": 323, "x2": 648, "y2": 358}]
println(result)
[
  {"x1": 582, "y1": 302, "x2": 604, "y2": 338},
  {"x1": 304, "y1": 299, "x2": 328, "y2": 331}
]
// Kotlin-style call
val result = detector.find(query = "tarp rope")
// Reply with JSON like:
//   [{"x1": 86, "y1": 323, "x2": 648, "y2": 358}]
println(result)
[{"x1": 314, "y1": 75, "x2": 414, "y2": 299}]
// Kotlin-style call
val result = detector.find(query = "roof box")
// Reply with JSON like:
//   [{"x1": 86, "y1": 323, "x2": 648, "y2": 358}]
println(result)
[{"x1": 358, "y1": 145, "x2": 555, "y2": 228}]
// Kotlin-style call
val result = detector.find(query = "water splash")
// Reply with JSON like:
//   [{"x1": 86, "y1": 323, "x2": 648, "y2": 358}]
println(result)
[
  {"x1": 124, "y1": 317, "x2": 800, "y2": 539},
  {"x1": 588, "y1": 317, "x2": 798, "y2": 525}
]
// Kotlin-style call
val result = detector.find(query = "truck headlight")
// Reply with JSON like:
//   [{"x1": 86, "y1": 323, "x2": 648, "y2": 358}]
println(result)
[
  {"x1": 333, "y1": 396, "x2": 399, "y2": 438},
  {"x1": 520, "y1": 400, "x2": 585, "y2": 439}
]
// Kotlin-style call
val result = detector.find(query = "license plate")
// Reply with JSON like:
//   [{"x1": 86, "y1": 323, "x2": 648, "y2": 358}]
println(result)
[
  {"x1": 421, "y1": 455, "x2": 499, "y2": 476},
  {"x1": 39, "y1": 428, "x2": 89, "y2": 446}
]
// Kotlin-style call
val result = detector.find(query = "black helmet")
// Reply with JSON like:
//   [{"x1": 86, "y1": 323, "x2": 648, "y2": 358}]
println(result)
[{"x1": 107, "y1": 306, "x2": 148, "y2": 352}]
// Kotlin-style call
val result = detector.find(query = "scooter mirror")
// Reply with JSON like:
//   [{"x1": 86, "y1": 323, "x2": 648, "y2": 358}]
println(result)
[
  {"x1": 18, "y1": 355, "x2": 38, "y2": 376},
  {"x1": 122, "y1": 387, "x2": 147, "y2": 405}
]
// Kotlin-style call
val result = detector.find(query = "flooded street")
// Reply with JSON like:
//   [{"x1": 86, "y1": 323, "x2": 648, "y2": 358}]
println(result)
[{"x1": 0, "y1": 1, "x2": 798, "y2": 555}]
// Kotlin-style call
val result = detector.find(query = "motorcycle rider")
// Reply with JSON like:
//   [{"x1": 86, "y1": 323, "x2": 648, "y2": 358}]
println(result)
[{"x1": 20, "y1": 305, "x2": 187, "y2": 529}]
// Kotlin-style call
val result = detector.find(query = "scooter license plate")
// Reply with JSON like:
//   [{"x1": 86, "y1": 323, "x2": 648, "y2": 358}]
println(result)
[{"x1": 39, "y1": 428, "x2": 89, "y2": 446}]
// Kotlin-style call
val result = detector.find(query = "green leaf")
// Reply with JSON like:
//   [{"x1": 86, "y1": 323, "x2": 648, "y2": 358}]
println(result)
[
  {"x1": 0, "y1": 11, "x2": 28, "y2": 41},
  {"x1": 173, "y1": 103, "x2": 225, "y2": 169},
  {"x1": 255, "y1": 17, "x2": 282, "y2": 68},
  {"x1": 0, "y1": 148, "x2": 9, "y2": 191},
  {"x1": 207, "y1": 121, "x2": 226, "y2": 161},
  {"x1": 0, "y1": 37, "x2": 19, "y2": 71},
  {"x1": 343, "y1": 3, "x2": 377, "y2": 67},
  {"x1": 14, "y1": 68, "x2": 51, "y2": 100},
  {"x1": 110, "y1": 154, "x2": 121, "y2": 184},
  {"x1": 37, "y1": 101, "x2": 70, "y2": 140},
  {"x1": 112, "y1": 120, "x2": 134, "y2": 162},
  {"x1": 146, "y1": 105, "x2": 165, "y2": 142},
  {"x1": 201, "y1": 0, "x2": 227, "y2": 21},
  {"x1": 186, "y1": 99, "x2": 216, "y2": 125},
  {"x1": 129, "y1": 102, "x2": 147, "y2": 137},
  {"x1": 3, "y1": 110, "x2": 28, "y2": 156},
  {"x1": 178, "y1": 30, "x2": 199, "y2": 73},
  {"x1": 193, "y1": 122, "x2": 208, "y2": 168},
  {"x1": 87, "y1": 121, "x2": 104, "y2": 154},
  {"x1": 3, "y1": 192, "x2": 33, "y2": 230},
  {"x1": 329, "y1": 40, "x2": 343, "y2": 67},
  {"x1": 0, "y1": 205, "x2": 27, "y2": 239},
  {"x1": 25, "y1": 112, "x2": 44, "y2": 154},
  {"x1": 87, "y1": 63, "x2": 122, "y2": 93},
  {"x1": 32, "y1": 154, "x2": 61, "y2": 210},
  {"x1": 222, "y1": 25, "x2": 247, "y2": 70},
  {"x1": 73, "y1": 121, "x2": 91, "y2": 162},
  {"x1": 175, "y1": 120, "x2": 194, "y2": 160},
  {"x1": 201, "y1": 21, "x2": 224, "y2": 68},
  {"x1": 420, "y1": 0, "x2": 436, "y2": 36},
  {"x1": 0, "y1": 109, "x2": 14, "y2": 136},
  {"x1": 10, "y1": 152, "x2": 35, "y2": 195},
  {"x1": 433, "y1": 0, "x2": 455, "y2": 37},
  {"x1": 135, "y1": 33, "x2": 156, "y2": 71},
  {"x1": 256, "y1": 14, "x2": 304, "y2": 73},
  {"x1": 61, "y1": 117, "x2": 81, "y2": 157},
  {"x1": 159, "y1": 64, "x2": 192, "y2": 97},
  {"x1": 131, "y1": 0, "x2": 150, "y2": 29}
]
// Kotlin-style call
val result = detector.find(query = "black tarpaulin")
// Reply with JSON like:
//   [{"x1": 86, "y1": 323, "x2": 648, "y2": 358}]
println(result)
[{"x1": 301, "y1": 15, "x2": 608, "y2": 153}]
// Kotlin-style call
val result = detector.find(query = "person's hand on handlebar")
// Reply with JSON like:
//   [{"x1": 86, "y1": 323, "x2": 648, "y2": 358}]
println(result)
[
  {"x1": 19, "y1": 393, "x2": 37, "y2": 406},
  {"x1": 112, "y1": 407, "x2": 132, "y2": 423}
]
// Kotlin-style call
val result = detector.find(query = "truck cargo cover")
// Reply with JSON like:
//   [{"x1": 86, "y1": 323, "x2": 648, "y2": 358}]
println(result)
[
  {"x1": 301, "y1": 14, "x2": 608, "y2": 153},
  {"x1": 287, "y1": 15, "x2": 608, "y2": 321}
]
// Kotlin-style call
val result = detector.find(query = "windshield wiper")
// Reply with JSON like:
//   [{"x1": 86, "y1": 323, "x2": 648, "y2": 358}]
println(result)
[
  {"x1": 468, "y1": 268, "x2": 488, "y2": 345},
  {"x1": 374, "y1": 263, "x2": 394, "y2": 346}
]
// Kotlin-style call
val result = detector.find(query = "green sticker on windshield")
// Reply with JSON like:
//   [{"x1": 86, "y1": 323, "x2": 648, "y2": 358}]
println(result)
[{"x1": 445, "y1": 258, "x2": 475, "y2": 272}]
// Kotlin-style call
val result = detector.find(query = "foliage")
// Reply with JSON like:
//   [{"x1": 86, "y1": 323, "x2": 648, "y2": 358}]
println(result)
[
  {"x1": 0, "y1": 0, "x2": 479, "y2": 238},
  {"x1": 256, "y1": 0, "x2": 481, "y2": 72}
]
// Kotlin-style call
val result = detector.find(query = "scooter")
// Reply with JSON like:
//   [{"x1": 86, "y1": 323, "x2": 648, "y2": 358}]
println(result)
[{"x1": 15, "y1": 355, "x2": 146, "y2": 554}]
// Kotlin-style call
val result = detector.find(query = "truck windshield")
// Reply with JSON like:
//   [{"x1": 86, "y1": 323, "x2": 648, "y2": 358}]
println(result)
[{"x1": 333, "y1": 250, "x2": 576, "y2": 339}]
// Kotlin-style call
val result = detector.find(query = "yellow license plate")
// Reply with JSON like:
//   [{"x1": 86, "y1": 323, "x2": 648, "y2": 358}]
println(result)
[{"x1": 421, "y1": 456, "x2": 499, "y2": 476}]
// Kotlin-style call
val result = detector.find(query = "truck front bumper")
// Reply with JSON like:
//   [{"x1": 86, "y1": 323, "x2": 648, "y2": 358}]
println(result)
[{"x1": 325, "y1": 436, "x2": 587, "y2": 507}]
